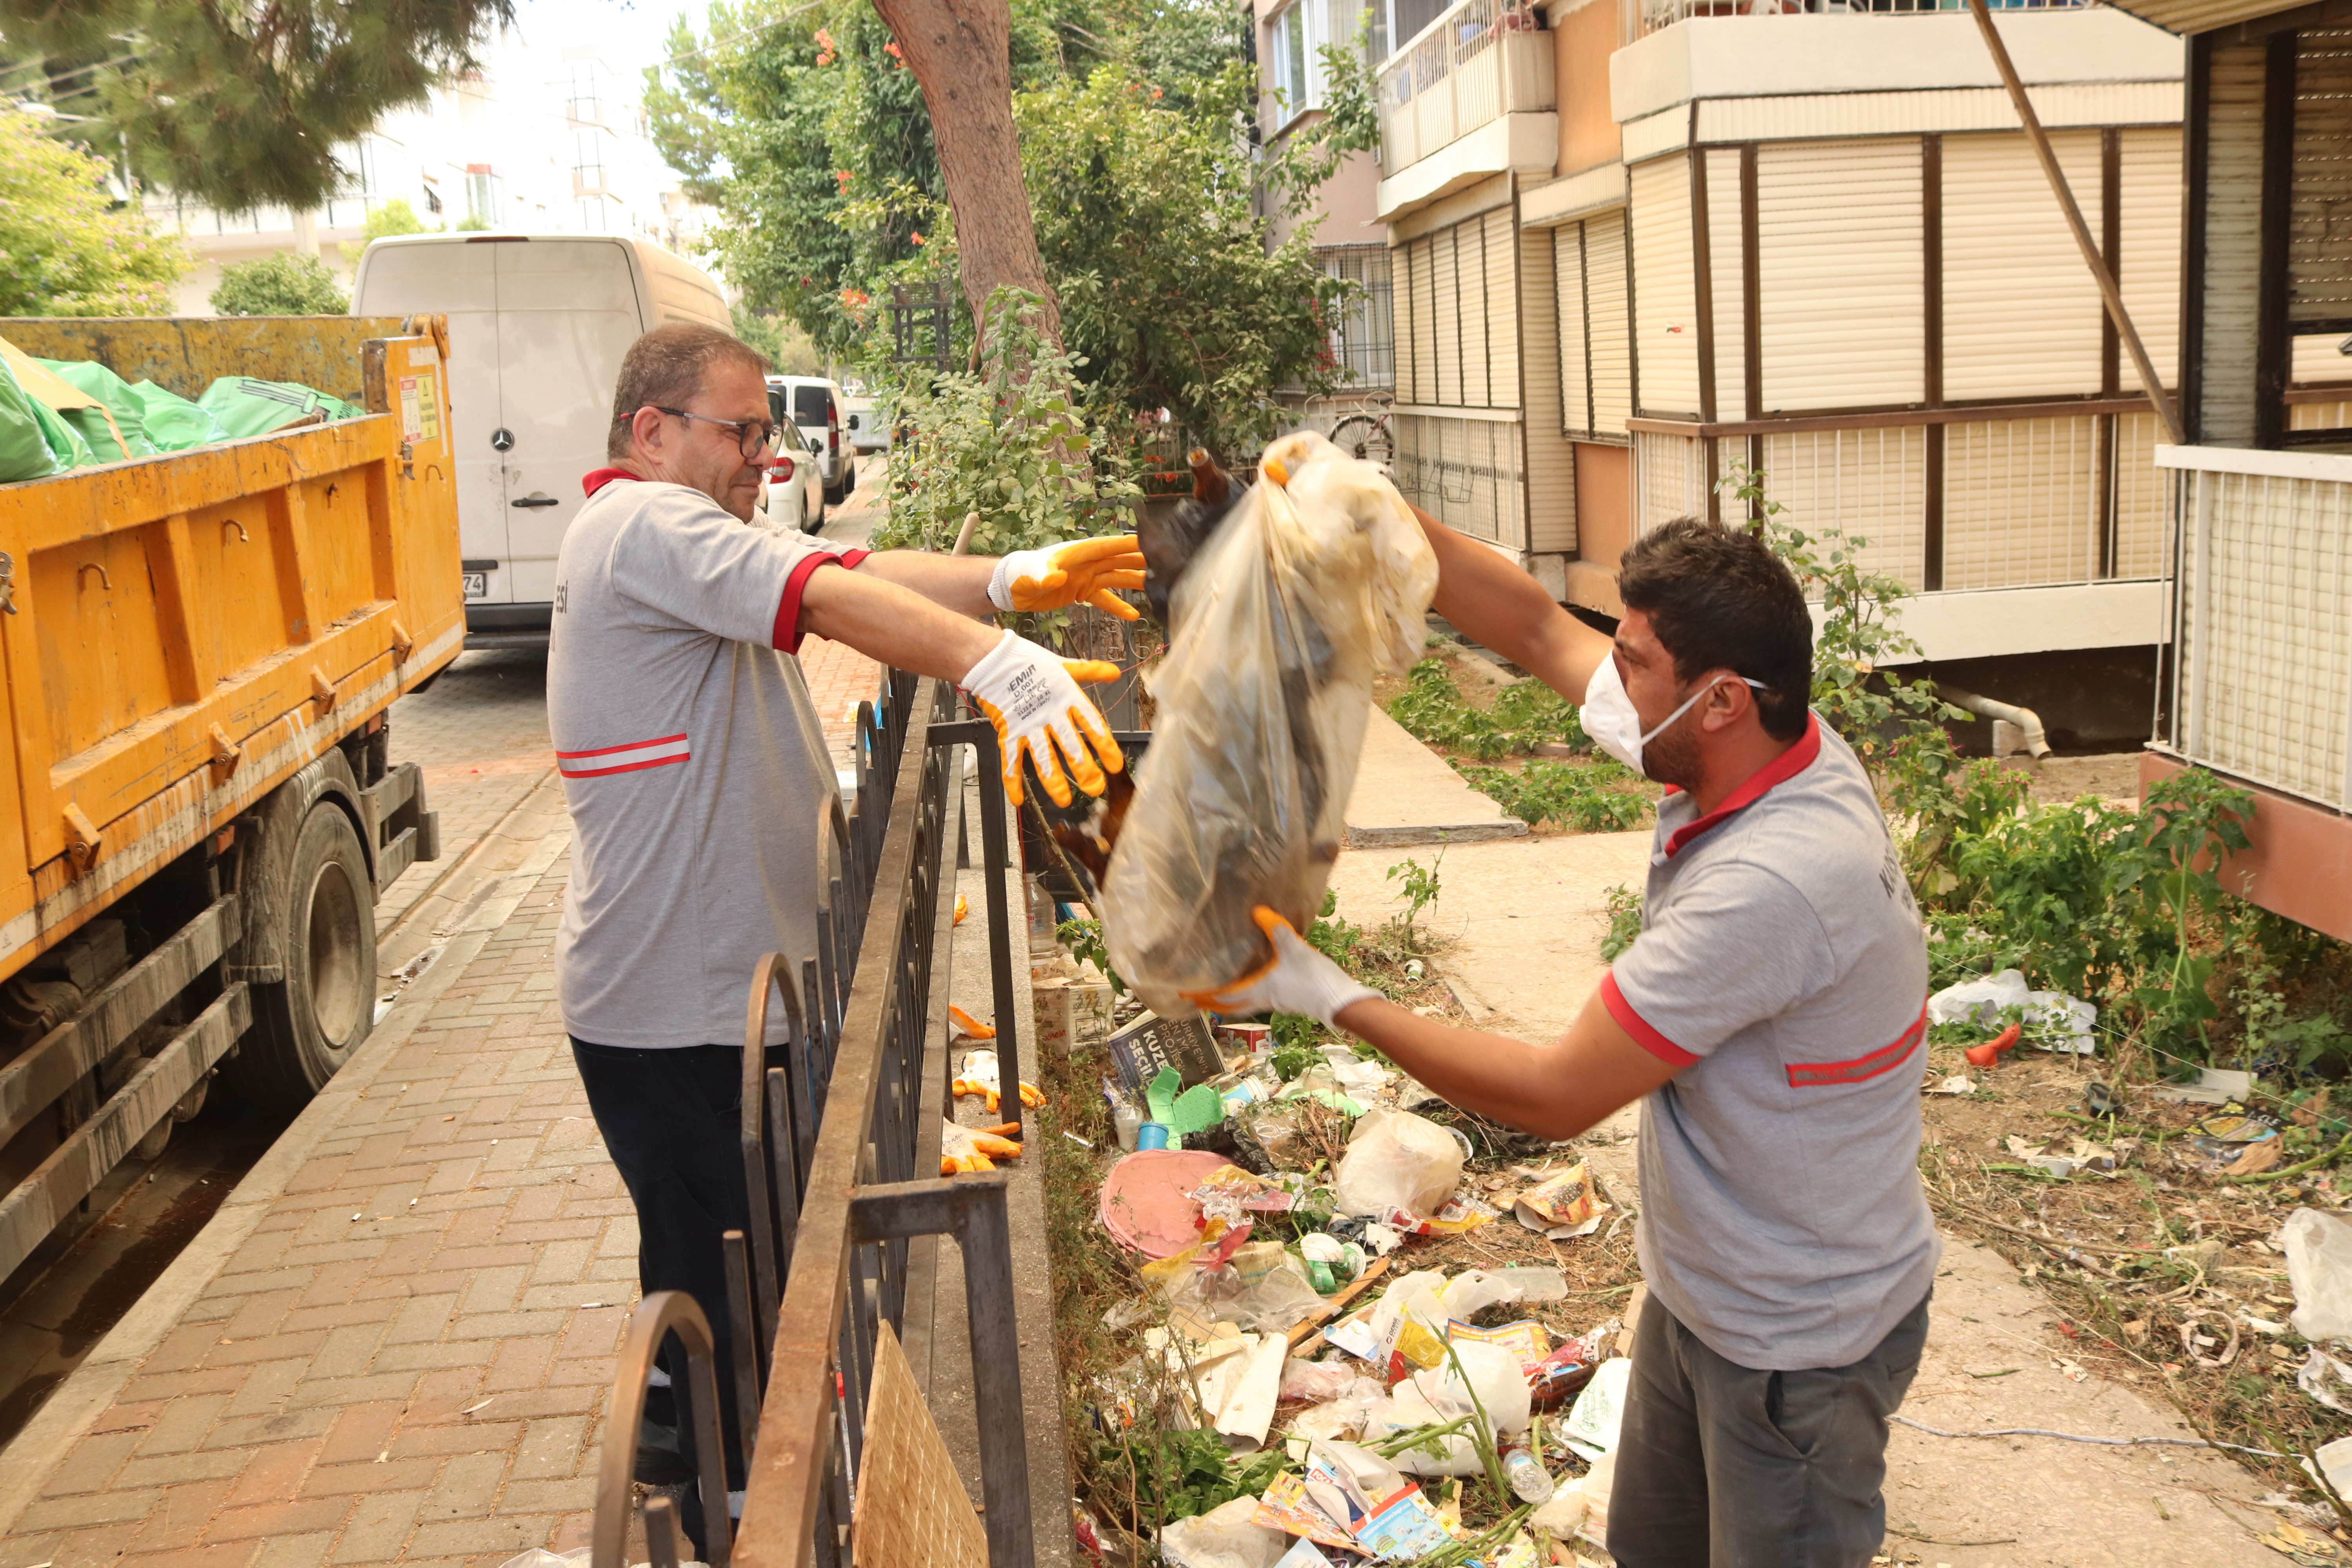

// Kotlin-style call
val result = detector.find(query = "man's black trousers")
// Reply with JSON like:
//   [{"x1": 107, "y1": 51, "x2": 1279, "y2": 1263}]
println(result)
[{"x1": 571, "y1": 1039, "x2": 778, "y2": 1537}]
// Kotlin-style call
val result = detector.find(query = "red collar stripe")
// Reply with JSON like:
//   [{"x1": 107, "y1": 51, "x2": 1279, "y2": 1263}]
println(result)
[
  {"x1": 1661, "y1": 712, "x2": 1824, "y2": 860},
  {"x1": 1783, "y1": 1002, "x2": 1928, "y2": 1089},
  {"x1": 1601, "y1": 972, "x2": 1700, "y2": 1068},
  {"x1": 582, "y1": 467, "x2": 638, "y2": 497}
]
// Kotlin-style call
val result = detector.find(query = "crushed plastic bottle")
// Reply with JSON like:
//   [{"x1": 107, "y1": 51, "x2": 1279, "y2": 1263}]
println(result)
[{"x1": 1502, "y1": 1442, "x2": 1555, "y2": 1503}]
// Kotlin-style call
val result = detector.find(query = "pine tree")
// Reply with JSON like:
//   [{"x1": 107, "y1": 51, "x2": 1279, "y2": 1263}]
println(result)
[{"x1": 0, "y1": 0, "x2": 514, "y2": 214}]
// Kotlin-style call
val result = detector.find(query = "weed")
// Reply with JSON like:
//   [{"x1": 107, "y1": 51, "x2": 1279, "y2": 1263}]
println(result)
[
  {"x1": 1387, "y1": 657, "x2": 1588, "y2": 761},
  {"x1": 1387, "y1": 848, "x2": 1445, "y2": 927},
  {"x1": 1454, "y1": 759, "x2": 1650, "y2": 832},
  {"x1": 1601, "y1": 883, "x2": 1644, "y2": 962},
  {"x1": 1056, "y1": 915, "x2": 1128, "y2": 996}
]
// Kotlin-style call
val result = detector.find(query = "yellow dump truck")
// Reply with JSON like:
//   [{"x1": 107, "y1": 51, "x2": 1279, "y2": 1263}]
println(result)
[{"x1": 0, "y1": 316, "x2": 463, "y2": 1284}]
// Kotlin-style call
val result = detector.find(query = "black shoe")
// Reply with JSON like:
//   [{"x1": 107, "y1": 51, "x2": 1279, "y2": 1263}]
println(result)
[{"x1": 633, "y1": 1415, "x2": 697, "y2": 1487}]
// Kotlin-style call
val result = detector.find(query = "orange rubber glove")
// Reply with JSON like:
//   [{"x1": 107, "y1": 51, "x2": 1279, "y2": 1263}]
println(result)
[
  {"x1": 988, "y1": 534, "x2": 1147, "y2": 621},
  {"x1": 960, "y1": 630, "x2": 1124, "y2": 808}
]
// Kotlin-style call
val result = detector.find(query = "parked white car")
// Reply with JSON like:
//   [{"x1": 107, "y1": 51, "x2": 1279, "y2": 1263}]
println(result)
[
  {"x1": 763, "y1": 392, "x2": 828, "y2": 533},
  {"x1": 769, "y1": 374, "x2": 857, "y2": 503}
]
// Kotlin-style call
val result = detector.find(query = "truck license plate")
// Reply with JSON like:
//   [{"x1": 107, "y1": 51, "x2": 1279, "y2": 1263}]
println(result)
[{"x1": 461, "y1": 571, "x2": 488, "y2": 600}]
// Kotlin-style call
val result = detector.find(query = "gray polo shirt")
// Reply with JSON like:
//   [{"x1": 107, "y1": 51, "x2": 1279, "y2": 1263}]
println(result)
[
  {"x1": 548, "y1": 472, "x2": 866, "y2": 1049},
  {"x1": 1602, "y1": 715, "x2": 1937, "y2": 1371}
]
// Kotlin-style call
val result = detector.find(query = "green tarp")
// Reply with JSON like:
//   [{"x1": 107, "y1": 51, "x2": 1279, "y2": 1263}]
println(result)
[{"x1": 0, "y1": 361, "x2": 361, "y2": 483}]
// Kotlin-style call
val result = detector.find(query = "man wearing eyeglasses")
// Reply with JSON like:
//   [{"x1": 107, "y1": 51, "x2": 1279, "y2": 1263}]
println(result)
[{"x1": 548, "y1": 323, "x2": 1138, "y2": 1541}]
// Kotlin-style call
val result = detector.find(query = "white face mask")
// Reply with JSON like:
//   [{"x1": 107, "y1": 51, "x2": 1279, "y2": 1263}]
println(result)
[{"x1": 1581, "y1": 656, "x2": 1767, "y2": 777}]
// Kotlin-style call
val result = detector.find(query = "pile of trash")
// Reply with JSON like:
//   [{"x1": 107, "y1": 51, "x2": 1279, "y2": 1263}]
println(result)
[{"x1": 1061, "y1": 1010, "x2": 1631, "y2": 1566}]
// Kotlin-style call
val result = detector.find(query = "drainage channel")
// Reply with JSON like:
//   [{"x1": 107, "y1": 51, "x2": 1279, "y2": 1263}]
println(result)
[{"x1": 0, "y1": 767, "x2": 564, "y2": 1451}]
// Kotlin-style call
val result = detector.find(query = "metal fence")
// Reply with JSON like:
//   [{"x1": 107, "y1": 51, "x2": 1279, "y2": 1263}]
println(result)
[{"x1": 587, "y1": 662, "x2": 1147, "y2": 1566}]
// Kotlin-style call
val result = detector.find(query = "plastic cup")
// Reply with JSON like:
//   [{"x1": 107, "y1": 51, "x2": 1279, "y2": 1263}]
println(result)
[{"x1": 1136, "y1": 1122, "x2": 1171, "y2": 1151}]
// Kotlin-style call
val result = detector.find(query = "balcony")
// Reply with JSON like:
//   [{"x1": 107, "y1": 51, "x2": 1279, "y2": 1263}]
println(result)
[
  {"x1": 1376, "y1": 0, "x2": 1555, "y2": 179},
  {"x1": 1621, "y1": 0, "x2": 2093, "y2": 49}
]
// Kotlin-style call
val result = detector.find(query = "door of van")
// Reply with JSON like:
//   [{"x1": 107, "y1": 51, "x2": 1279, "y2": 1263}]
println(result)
[
  {"x1": 492, "y1": 239, "x2": 646, "y2": 608},
  {"x1": 350, "y1": 240, "x2": 507, "y2": 608}
]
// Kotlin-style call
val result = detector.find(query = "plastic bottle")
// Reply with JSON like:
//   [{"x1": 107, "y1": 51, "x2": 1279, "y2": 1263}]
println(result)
[
  {"x1": 1501, "y1": 1443, "x2": 1554, "y2": 1504},
  {"x1": 1111, "y1": 1098, "x2": 1143, "y2": 1152}
]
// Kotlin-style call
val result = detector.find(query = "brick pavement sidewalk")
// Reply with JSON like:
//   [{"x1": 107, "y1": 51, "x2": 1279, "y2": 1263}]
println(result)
[{"x1": 0, "y1": 831, "x2": 641, "y2": 1568}]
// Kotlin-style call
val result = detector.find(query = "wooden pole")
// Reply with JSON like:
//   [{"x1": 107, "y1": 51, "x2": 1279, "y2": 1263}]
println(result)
[{"x1": 1964, "y1": 0, "x2": 2187, "y2": 446}]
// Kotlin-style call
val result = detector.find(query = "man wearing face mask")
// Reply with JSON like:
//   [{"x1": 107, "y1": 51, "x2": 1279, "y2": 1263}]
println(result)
[{"x1": 1196, "y1": 514, "x2": 1934, "y2": 1568}]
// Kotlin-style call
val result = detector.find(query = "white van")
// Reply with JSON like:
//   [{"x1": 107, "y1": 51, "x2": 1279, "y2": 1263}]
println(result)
[{"x1": 350, "y1": 234, "x2": 731, "y2": 645}]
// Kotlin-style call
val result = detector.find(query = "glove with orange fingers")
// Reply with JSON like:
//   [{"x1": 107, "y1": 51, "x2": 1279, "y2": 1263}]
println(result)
[
  {"x1": 961, "y1": 629, "x2": 1124, "y2": 807},
  {"x1": 989, "y1": 534, "x2": 1147, "y2": 621},
  {"x1": 1184, "y1": 906, "x2": 1381, "y2": 1028},
  {"x1": 940, "y1": 1120, "x2": 1024, "y2": 1176}
]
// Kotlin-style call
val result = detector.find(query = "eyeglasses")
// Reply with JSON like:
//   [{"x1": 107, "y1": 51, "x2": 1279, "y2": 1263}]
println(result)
[{"x1": 652, "y1": 406, "x2": 776, "y2": 459}]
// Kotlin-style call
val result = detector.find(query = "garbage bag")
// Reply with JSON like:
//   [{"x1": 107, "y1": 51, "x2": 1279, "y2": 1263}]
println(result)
[
  {"x1": 1376, "y1": 1340, "x2": 1534, "y2": 1475},
  {"x1": 1333, "y1": 1109, "x2": 1462, "y2": 1220},
  {"x1": 35, "y1": 357, "x2": 156, "y2": 460},
  {"x1": 1103, "y1": 430, "x2": 1438, "y2": 1014},
  {"x1": 1158, "y1": 1495, "x2": 1290, "y2": 1568},
  {"x1": 0, "y1": 358, "x2": 89, "y2": 482},
  {"x1": 131, "y1": 379, "x2": 231, "y2": 451},
  {"x1": 197, "y1": 375, "x2": 363, "y2": 439},
  {"x1": 1926, "y1": 967, "x2": 2096, "y2": 1054},
  {"x1": 2287, "y1": 1207, "x2": 2352, "y2": 1343}
]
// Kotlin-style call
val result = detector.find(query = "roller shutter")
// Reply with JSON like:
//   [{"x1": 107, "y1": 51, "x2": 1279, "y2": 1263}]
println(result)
[
  {"x1": 2291, "y1": 30, "x2": 2352, "y2": 329},
  {"x1": 1433, "y1": 228, "x2": 1463, "y2": 407},
  {"x1": 1630, "y1": 156, "x2": 1699, "y2": 418},
  {"x1": 1483, "y1": 207, "x2": 1519, "y2": 410},
  {"x1": 2116, "y1": 127, "x2": 2183, "y2": 396},
  {"x1": 1942, "y1": 129, "x2": 2105, "y2": 401},
  {"x1": 1755, "y1": 138, "x2": 1924, "y2": 412},
  {"x1": 1391, "y1": 242, "x2": 1419, "y2": 404},
  {"x1": 1707, "y1": 146, "x2": 1747, "y2": 419},
  {"x1": 2197, "y1": 42, "x2": 2266, "y2": 445},
  {"x1": 1588, "y1": 211, "x2": 1633, "y2": 437},
  {"x1": 1555, "y1": 223, "x2": 1591, "y2": 434}
]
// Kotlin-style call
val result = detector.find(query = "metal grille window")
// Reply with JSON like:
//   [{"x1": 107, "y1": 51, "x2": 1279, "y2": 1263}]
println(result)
[
  {"x1": 1320, "y1": 247, "x2": 1394, "y2": 386},
  {"x1": 1392, "y1": 412, "x2": 1525, "y2": 543}
]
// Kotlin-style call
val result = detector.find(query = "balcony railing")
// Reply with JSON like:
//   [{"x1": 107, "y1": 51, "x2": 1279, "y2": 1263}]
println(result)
[
  {"x1": 2157, "y1": 445, "x2": 2352, "y2": 813},
  {"x1": 1619, "y1": 0, "x2": 2094, "y2": 49},
  {"x1": 1376, "y1": 0, "x2": 1554, "y2": 177}
]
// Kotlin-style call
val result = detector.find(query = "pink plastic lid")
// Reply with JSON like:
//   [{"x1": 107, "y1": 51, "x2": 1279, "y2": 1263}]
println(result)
[{"x1": 1097, "y1": 1150, "x2": 1243, "y2": 1257}]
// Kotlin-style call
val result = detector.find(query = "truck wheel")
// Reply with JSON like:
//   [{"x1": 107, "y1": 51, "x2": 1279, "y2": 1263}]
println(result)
[{"x1": 236, "y1": 802, "x2": 377, "y2": 1110}]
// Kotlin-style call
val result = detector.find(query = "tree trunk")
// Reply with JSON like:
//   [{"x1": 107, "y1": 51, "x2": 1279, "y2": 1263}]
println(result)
[{"x1": 869, "y1": 0, "x2": 1062, "y2": 358}]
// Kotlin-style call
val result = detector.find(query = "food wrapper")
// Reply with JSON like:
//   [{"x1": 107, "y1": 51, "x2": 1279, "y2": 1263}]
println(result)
[
  {"x1": 1103, "y1": 431, "x2": 1440, "y2": 1014},
  {"x1": 1252, "y1": 1474, "x2": 1358, "y2": 1552},
  {"x1": 1513, "y1": 1161, "x2": 1607, "y2": 1236},
  {"x1": 1448, "y1": 1318, "x2": 1551, "y2": 1363},
  {"x1": 1381, "y1": 1196, "x2": 1499, "y2": 1237}
]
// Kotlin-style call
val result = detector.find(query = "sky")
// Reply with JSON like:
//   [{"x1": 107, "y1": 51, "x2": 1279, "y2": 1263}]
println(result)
[{"x1": 499, "y1": 0, "x2": 716, "y2": 71}]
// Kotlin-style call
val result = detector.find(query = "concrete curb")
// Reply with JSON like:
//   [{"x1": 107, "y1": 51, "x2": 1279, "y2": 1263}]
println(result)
[{"x1": 0, "y1": 779, "x2": 573, "y2": 1541}]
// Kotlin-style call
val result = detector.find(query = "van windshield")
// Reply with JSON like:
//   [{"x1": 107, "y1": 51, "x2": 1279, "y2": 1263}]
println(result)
[
  {"x1": 793, "y1": 386, "x2": 828, "y2": 425},
  {"x1": 768, "y1": 390, "x2": 789, "y2": 428}
]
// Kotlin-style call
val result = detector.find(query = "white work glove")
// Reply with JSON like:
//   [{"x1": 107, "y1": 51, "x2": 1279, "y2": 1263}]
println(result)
[
  {"x1": 987, "y1": 534, "x2": 1147, "y2": 620},
  {"x1": 960, "y1": 629, "x2": 1125, "y2": 808},
  {"x1": 1186, "y1": 907, "x2": 1381, "y2": 1029}
]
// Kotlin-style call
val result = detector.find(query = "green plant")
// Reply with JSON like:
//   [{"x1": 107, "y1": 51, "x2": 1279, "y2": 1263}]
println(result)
[
  {"x1": 339, "y1": 196, "x2": 435, "y2": 265},
  {"x1": 1455, "y1": 760, "x2": 1649, "y2": 833},
  {"x1": 1056, "y1": 916, "x2": 1129, "y2": 997},
  {"x1": 1104, "y1": 1427, "x2": 1287, "y2": 1526},
  {"x1": 870, "y1": 289, "x2": 1140, "y2": 627},
  {"x1": 2109, "y1": 768, "x2": 2255, "y2": 1064},
  {"x1": 1387, "y1": 849, "x2": 1444, "y2": 927},
  {"x1": 0, "y1": 111, "x2": 187, "y2": 316},
  {"x1": 209, "y1": 252, "x2": 348, "y2": 316},
  {"x1": 1387, "y1": 657, "x2": 1587, "y2": 761},
  {"x1": 1601, "y1": 883, "x2": 1643, "y2": 961}
]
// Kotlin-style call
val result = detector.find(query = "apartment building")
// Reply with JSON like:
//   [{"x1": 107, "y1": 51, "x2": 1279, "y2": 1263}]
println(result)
[
  {"x1": 145, "y1": 44, "x2": 708, "y2": 315},
  {"x1": 2120, "y1": 0, "x2": 2352, "y2": 941},
  {"x1": 1363, "y1": 0, "x2": 2187, "y2": 713}
]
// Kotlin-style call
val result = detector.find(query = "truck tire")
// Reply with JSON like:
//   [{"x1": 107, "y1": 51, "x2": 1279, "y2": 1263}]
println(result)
[{"x1": 233, "y1": 801, "x2": 377, "y2": 1110}]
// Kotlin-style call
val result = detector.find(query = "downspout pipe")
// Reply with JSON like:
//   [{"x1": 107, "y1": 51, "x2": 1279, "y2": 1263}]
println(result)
[{"x1": 1938, "y1": 685, "x2": 2053, "y2": 760}]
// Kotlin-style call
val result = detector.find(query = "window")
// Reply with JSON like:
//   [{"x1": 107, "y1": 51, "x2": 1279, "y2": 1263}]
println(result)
[
  {"x1": 466, "y1": 166, "x2": 504, "y2": 227},
  {"x1": 573, "y1": 129, "x2": 607, "y2": 194},
  {"x1": 423, "y1": 184, "x2": 443, "y2": 216},
  {"x1": 793, "y1": 386, "x2": 828, "y2": 425},
  {"x1": 568, "y1": 62, "x2": 604, "y2": 126},
  {"x1": 1320, "y1": 247, "x2": 1394, "y2": 387},
  {"x1": 1267, "y1": 0, "x2": 1369, "y2": 127}
]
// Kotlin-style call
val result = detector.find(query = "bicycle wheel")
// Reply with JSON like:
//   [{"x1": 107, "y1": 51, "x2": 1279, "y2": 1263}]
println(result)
[{"x1": 1328, "y1": 414, "x2": 1394, "y2": 468}]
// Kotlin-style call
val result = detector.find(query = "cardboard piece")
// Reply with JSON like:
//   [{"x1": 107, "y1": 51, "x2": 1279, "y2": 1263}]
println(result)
[{"x1": 852, "y1": 1321, "x2": 987, "y2": 1568}]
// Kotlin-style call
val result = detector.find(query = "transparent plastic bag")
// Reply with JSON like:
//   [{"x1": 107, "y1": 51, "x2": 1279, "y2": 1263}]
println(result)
[{"x1": 1104, "y1": 431, "x2": 1439, "y2": 1015}]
